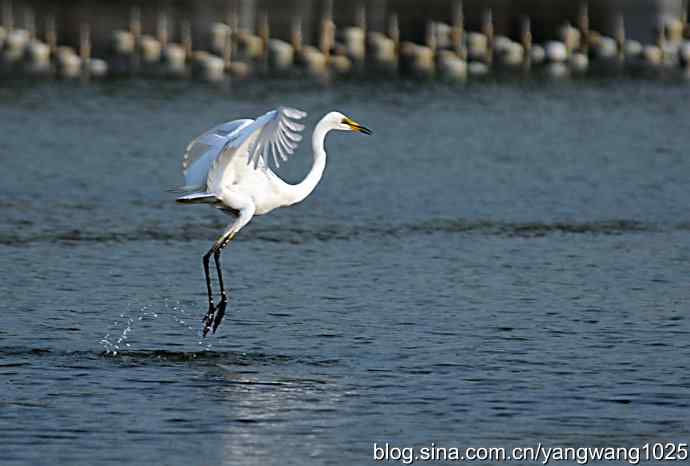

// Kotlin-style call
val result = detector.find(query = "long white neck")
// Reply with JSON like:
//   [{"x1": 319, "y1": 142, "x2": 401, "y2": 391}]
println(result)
[{"x1": 284, "y1": 116, "x2": 331, "y2": 206}]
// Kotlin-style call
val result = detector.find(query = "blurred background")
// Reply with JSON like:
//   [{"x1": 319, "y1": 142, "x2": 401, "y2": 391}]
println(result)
[
  {"x1": 4, "y1": 0, "x2": 689, "y2": 47},
  {"x1": 1, "y1": 1, "x2": 690, "y2": 466},
  {"x1": 1, "y1": 0, "x2": 690, "y2": 81}
]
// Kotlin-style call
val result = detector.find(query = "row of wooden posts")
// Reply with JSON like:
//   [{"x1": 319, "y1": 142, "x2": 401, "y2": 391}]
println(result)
[{"x1": 2, "y1": 1, "x2": 690, "y2": 83}]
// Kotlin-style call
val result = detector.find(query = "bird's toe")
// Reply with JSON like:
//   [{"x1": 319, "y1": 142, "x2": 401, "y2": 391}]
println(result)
[
  {"x1": 212, "y1": 297, "x2": 227, "y2": 334},
  {"x1": 202, "y1": 303, "x2": 216, "y2": 337}
]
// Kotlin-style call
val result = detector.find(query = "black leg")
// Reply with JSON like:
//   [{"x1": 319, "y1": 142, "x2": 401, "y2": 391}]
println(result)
[
  {"x1": 213, "y1": 249, "x2": 226, "y2": 299},
  {"x1": 210, "y1": 248, "x2": 227, "y2": 334},
  {"x1": 211, "y1": 232, "x2": 236, "y2": 333},
  {"x1": 202, "y1": 248, "x2": 214, "y2": 306},
  {"x1": 202, "y1": 232, "x2": 234, "y2": 336},
  {"x1": 212, "y1": 295, "x2": 227, "y2": 334},
  {"x1": 201, "y1": 247, "x2": 216, "y2": 336}
]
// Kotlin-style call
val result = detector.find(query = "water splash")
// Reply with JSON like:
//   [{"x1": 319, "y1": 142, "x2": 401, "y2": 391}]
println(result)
[
  {"x1": 101, "y1": 303, "x2": 158, "y2": 356},
  {"x1": 100, "y1": 298, "x2": 213, "y2": 354},
  {"x1": 167, "y1": 299, "x2": 209, "y2": 350}
]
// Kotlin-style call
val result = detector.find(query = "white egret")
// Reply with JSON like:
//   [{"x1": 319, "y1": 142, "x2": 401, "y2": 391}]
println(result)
[{"x1": 176, "y1": 107, "x2": 371, "y2": 336}]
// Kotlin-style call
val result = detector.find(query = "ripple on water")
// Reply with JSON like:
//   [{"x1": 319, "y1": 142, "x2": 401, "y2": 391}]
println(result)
[{"x1": 0, "y1": 218, "x2": 677, "y2": 245}]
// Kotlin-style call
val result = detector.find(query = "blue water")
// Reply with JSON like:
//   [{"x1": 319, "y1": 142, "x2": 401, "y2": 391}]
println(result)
[{"x1": 1, "y1": 78, "x2": 689, "y2": 465}]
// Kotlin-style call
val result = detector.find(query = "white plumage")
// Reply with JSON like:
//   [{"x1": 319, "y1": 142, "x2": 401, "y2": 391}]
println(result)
[
  {"x1": 181, "y1": 118, "x2": 253, "y2": 191},
  {"x1": 176, "y1": 106, "x2": 371, "y2": 335}
]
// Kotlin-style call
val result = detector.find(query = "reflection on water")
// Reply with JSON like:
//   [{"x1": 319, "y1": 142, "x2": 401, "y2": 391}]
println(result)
[{"x1": 0, "y1": 79, "x2": 689, "y2": 465}]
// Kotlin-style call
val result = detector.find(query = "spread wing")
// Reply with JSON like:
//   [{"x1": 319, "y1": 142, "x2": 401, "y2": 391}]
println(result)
[
  {"x1": 244, "y1": 106, "x2": 307, "y2": 170},
  {"x1": 206, "y1": 106, "x2": 307, "y2": 193},
  {"x1": 181, "y1": 118, "x2": 254, "y2": 190}
]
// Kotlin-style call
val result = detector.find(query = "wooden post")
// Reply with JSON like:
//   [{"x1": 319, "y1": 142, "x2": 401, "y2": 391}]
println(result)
[
  {"x1": 223, "y1": 23, "x2": 233, "y2": 70},
  {"x1": 157, "y1": 11, "x2": 169, "y2": 49},
  {"x1": 181, "y1": 20, "x2": 192, "y2": 63},
  {"x1": 45, "y1": 14, "x2": 57, "y2": 56},
  {"x1": 482, "y1": 8, "x2": 494, "y2": 66},
  {"x1": 2, "y1": 0, "x2": 13, "y2": 33},
  {"x1": 579, "y1": 2, "x2": 589, "y2": 54},
  {"x1": 130, "y1": 5, "x2": 141, "y2": 42},
  {"x1": 521, "y1": 16, "x2": 532, "y2": 70},
  {"x1": 319, "y1": 0, "x2": 334, "y2": 60},
  {"x1": 291, "y1": 16, "x2": 302, "y2": 54},
  {"x1": 129, "y1": 5, "x2": 142, "y2": 73},
  {"x1": 356, "y1": 3, "x2": 366, "y2": 32},
  {"x1": 80, "y1": 22, "x2": 91, "y2": 80},
  {"x1": 426, "y1": 20, "x2": 436, "y2": 53},
  {"x1": 23, "y1": 6, "x2": 34, "y2": 40},
  {"x1": 355, "y1": 2, "x2": 367, "y2": 63},
  {"x1": 615, "y1": 13, "x2": 625, "y2": 64},
  {"x1": 388, "y1": 12, "x2": 399, "y2": 53},
  {"x1": 451, "y1": 1, "x2": 465, "y2": 59},
  {"x1": 258, "y1": 11, "x2": 269, "y2": 60}
]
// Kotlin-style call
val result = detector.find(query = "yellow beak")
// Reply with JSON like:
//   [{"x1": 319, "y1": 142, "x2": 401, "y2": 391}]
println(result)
[{"x1": 343, "y1": 117, "x2": 372, "y2": 135}]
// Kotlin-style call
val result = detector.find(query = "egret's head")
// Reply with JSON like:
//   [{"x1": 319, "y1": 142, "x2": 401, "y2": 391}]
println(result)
[{"x1": 326, "y1": 111, "x2": 372, "y2": 135}]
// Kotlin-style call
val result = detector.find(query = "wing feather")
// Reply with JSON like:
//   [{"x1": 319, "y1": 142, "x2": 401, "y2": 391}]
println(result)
[
  {"x1": 181, "y1": 118, "x2": 253, "y2": 190},
  {"x1": 280, "y1": 118, "x2": 305, "y2": 133},
  {"x1": 205, "y1": 107, "x2": 307, "y2": 192},
  {"x1": 281, "y1": 107, "x2": 307, "y2": 119},
  {"x1": 270, "y1": 142, "x2": 280, "y2": 168},
  {"x1": 246, "y1": 107, "x2": 307, "y2": 169},
  {"x1": 276, "y1": 131, "x2": 296, "y2": 156},
  {"x1": 206, "y1": 107, "x2": 308, "y2": 189}
]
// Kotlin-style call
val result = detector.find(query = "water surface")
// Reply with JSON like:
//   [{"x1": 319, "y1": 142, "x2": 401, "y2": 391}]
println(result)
[{"x1": 1, "y1": 77, "x2": 689, "y2": 465}]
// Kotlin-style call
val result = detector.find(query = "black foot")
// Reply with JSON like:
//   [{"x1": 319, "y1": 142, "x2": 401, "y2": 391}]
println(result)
[
  {"x1": 202, "y1": 302, "x2": 216, "y2": 337},
  {"x1": 201, "y1": 295, "x2": 228, "y2": 337},
  {"x1": 212, "y1": 295, "x2": 227, "y2": 334}
]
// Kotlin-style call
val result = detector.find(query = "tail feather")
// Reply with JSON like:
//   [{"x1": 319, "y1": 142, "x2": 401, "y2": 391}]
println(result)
[{"x1": 176, "y1": 192, "x2": 219, "y2": 204}]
